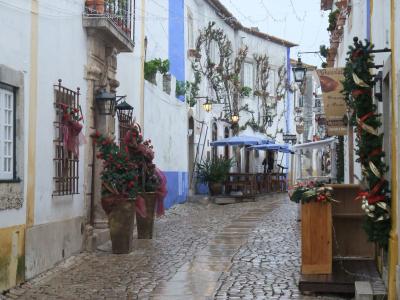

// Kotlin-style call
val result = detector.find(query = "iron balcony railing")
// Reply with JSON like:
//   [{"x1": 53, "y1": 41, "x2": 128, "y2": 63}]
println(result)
[{"x1": 85, "y1": 0, "x2": 135, "y2": 39}]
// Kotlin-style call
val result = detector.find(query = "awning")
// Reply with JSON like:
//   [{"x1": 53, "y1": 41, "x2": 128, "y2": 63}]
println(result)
[
  {"x1": 210, "y1": 135, "x2": 274, "y2": 147},
  {"x1": 248, "y1": 143, "x2": 293, "y2": 153},
  {"x1": 292, "y1": 137, "x2": 336, "y2": 150}
]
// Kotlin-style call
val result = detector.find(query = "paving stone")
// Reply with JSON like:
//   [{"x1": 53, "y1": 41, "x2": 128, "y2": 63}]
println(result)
[{"x1": 3, "y1": 195, "x2": 348, "y2": 299}]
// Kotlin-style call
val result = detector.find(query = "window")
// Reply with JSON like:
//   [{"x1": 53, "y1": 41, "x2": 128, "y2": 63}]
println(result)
[
  {"x1": 187, "y1": 11, "x2": 194, "y2": 49},
  {"x1": 53, "y1": 80, "x2": 80, "y2": 195},
  {"x1": 0, "y1": 84, "x2": 15, "y2": 180},
  {"x1": 243, "y1": 62, "x2": 254, "y2": 90}
]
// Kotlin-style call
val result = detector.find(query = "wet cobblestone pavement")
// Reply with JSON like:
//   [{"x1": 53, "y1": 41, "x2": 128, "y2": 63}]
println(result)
[{"x1": 4, "y1": 194, "x2": 349, "y2": 299}]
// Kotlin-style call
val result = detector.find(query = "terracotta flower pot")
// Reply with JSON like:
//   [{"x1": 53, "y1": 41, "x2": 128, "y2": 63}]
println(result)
[
  {"x1": 136, "y1": 192, "x2": 157, "y2": 239},
  {"x1": 95, "y1": 0, "x2": 105, "y2": 14},
  {"x1": 209, "y1": 182, "x2": 223, "y2": 196},
  {"x1": 105, "y1": 197, "x2": 135, "y2": 254},
  {"x1": 85, "y1": 0, "x2": 96, "y2": 9}
]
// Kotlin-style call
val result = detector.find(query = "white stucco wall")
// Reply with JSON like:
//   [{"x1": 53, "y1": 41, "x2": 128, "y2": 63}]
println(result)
[
  {"x1": 33, "y1": 0, "x2": 87, "y2": 225},
  {"x1": 0, "y1": 0, "x2": 31, "y2": 228},
  {"x1": 184, "y1": 0, "x2": 293, "y2": 175},
  {"x1": 144, "y1": 78, "x2": 188, "y2": 172}
]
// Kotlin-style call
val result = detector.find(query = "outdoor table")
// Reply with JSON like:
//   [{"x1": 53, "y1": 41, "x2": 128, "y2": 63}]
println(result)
[{"x1": 225, "y1": 173, "x2": 257, "y2": 196}]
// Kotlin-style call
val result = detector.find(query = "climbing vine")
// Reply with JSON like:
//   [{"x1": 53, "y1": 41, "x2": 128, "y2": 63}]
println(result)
[
  {"x1": 190, "y1": 22, "x2": 248, "y2": 133},
  {"x1": 342, "y1": 37, "x2": 390, "y2": 248}
]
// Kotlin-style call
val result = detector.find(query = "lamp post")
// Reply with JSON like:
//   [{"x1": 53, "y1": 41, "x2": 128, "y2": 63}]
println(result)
[{"x1": 292, "y1": 57, "x2": 307, "y2": 84}]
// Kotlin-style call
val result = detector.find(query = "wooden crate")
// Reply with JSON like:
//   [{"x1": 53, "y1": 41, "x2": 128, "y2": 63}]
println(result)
[{"x1": 301, "y1": 202, "x2": 332, "y2": 274}]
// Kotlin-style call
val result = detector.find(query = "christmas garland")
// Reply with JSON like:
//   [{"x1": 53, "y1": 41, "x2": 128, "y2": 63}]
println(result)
[
  {"x1": 289, "y1": 181, "x2": 337, "y2": 204},
  {"x1": 342, "y1": 37, "x2": 391, "y2": 248}
]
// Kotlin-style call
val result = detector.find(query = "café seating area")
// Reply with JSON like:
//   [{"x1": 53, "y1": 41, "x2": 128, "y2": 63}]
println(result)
[{"x1": 224, "y1": 172, "x2": 288, "y2": 197}]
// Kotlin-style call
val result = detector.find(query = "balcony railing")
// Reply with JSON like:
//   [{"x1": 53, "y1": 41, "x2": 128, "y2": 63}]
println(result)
[{"x1": 84, "y1": 0, "x2": 134, "y2": 40}]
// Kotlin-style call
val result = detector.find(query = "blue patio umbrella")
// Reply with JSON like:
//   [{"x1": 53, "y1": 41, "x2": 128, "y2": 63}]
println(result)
[{"x1": 210, "y1": 135, "x2": 274, "y2": 147}]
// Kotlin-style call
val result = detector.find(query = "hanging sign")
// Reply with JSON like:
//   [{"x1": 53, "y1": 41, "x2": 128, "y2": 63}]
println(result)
[{"x1": 317, "y1": 68, "x2": 347, "y2": 136}]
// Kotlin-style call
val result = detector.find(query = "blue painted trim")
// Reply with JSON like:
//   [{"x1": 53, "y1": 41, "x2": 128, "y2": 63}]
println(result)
[
  {"x1": 163, "y1": 171, "x2": 188, "y2": 209},
  {"x1": 169, "y1": 0, "x2": 185, "y2": 102},
  {"x1": 366, "y1": 0, "x2": 371, "y2": 41}
]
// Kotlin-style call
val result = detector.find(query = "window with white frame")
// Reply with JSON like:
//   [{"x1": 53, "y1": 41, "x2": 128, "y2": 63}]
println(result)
[
  {"x1": 0, "y1": 84, "x2": 14, "y2": 180},
  {"x1": 187, "y1": 11, "x2": 194, "y2": 49},
  {"x1": 243, "y1": 62, "x2": 254, "y2": 90}
]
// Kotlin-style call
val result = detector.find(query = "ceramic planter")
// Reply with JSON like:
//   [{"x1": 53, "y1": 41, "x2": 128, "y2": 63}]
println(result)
[
  {"x1": 136, "y1": 192, "x2": 157, "y2": 239},
  {"x1": 104, "y1": 197, "x2": 135, "y2": 254},
  {"x1": 209, "y1": 182, "x2": 223, "y2": 196}
]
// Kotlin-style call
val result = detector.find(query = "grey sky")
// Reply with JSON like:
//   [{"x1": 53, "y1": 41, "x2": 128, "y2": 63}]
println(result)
[{"x1": 219, "y1": 0, "x2": 330, "y2": 67}]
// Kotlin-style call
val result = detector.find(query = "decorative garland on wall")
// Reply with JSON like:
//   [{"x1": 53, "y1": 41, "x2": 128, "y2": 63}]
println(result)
[{"x1": 342, "y1": 37, "x2": 391, "y2": 248}]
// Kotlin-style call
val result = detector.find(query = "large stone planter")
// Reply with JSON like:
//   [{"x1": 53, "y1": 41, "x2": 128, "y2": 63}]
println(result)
[
  {"x1": 103, "y1": 197, "x2": 136, "y2": 254},
  {"x1": 136, "y1": 192, "x2": 157, "y2": 239}
]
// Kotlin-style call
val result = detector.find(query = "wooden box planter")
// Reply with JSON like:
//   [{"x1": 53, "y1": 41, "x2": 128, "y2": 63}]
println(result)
[
  {"x1": 328, "y1": 184, "x2": 375, "y2": 258},
  {"x1": 301, "y1": 202, "x2": 332, "y2": 274}
]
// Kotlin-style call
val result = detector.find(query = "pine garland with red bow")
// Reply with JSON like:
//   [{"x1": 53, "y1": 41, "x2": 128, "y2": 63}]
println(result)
[{"x1": 342, "y1": 37, "x2": 390, "y2": 248}]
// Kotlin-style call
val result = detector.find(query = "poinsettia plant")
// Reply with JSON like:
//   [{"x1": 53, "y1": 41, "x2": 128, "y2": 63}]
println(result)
[
  {"x1": 289, "y1": 181, "x2": 337, "y2": 204},
  {"x1": 122, "y1": 123, "x2": 167, "y2": 217},
  {"x1": 123, "y1": 124, "x2": 161, "y2": 192},
  {"x1": 92, "y1": 132, "x2": 141, "y2": 200}
]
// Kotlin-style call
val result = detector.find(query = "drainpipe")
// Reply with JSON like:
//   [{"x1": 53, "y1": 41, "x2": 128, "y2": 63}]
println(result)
[
  {"x1": 26, "y1": 0, "x2": 39, "y2": 227},
  {"x1": 139, "y1": 0, "x2": 146, "y2": 135},
  {"x1": 388, "y1": 0, "x2": 398, "y2": 298}
]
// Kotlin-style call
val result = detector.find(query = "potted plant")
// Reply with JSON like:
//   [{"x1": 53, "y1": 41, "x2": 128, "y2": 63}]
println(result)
[
  {"x1": 124, "y1": 124, "x2": 167, "y2": 239},
  {"x1": 197, "y1": 157, "x2": 233, "y2": 195},
  {"x1": 92, "y1": 133, "x2": 141, "y2": 253}
]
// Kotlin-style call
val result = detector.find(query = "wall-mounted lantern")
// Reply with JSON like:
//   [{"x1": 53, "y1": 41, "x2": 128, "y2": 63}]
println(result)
[
  {"x1": 265, "y1": 115, "x2": 273, "y2": 127},
  {"x1": 373, "y1": 71, "x2": 383, "y2": 102},
  {"x1": 115, "y1": 98, "x2": 134, "y2": 122},
  {"x1": 292, "y1": 57, "x2": 307, "y2": 84},
  {"x1": 95, "y1": 89, "x2": 117, "y2": 115},
  {"x1": 231, "y1": 114, "x2": 239, "y2": 123},
  {"x1": 202, "y1": 98, "x2": 213, "y2": 112},
  {"x1": 282, "y1": 133, "x2": 297, "y2": 144}
]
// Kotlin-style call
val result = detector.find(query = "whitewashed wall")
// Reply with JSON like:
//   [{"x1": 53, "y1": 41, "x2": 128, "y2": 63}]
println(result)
[
  {"x1": 34, "y1": 0, "x2": 87, "y2": 225},
  {"x1": 0, "y1": 0, "x2": 31, "y2": 228},
  {"x1": 184, "y1": 0, "x2": 291, "y2": 176}
]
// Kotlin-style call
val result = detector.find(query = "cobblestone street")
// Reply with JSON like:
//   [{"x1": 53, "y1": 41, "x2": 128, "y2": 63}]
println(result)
[{"x1": 4, "y1": 195, "x2": 347, "y2": 300}]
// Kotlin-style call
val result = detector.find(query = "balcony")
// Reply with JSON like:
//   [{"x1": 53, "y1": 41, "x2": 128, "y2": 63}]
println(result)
[{"x1": 83, "y1": 0, "x2": 135, "y2": 52}]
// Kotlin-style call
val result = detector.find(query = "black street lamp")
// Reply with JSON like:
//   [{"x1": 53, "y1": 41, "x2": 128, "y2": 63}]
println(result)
[
  {"x1": 373, "y1": 71, "x2": 383, "y2": 102},
  {"x1": 231, "y1": 113, "x2": 239, "y2": 123},
  {"x1": 292, "y1": 57, "x2": 307, "y2": 84},
  {"x1": 116, "y1": 99, "x2": 134, "y2": 123},
  {"x1": 202, "y1": 98, "x2": 213, "y2": 112},
  {"x1": 265, "y1": 115, "x2": 273, "y2": 127},
  {"x1": 95, "y1": 89, "x2": 116, "y2": 115},
  {"x1": 283, "y1": 133, "x2": 297, "y2": 145}
]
